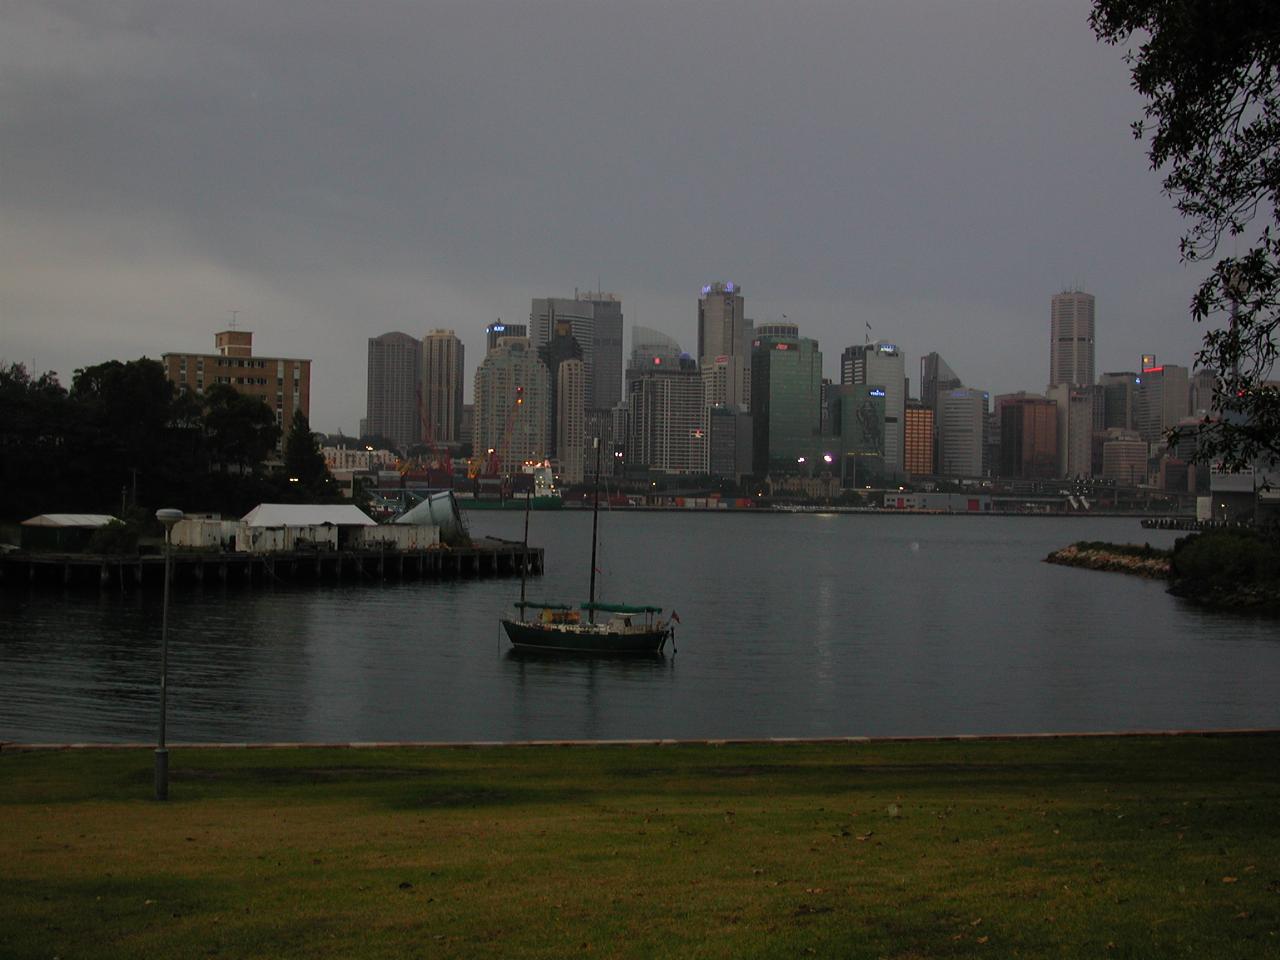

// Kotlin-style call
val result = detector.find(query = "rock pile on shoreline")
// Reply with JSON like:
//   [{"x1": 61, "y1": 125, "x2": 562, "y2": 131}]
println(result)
[{"x1": 1044, "y1": 543, "x2": 1171, "y2": 579}]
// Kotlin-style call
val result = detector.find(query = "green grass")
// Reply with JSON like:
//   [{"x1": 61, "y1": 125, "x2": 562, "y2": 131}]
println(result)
[{"x1": 3, "y1": 736, "x2": 1279, "y2": 958}]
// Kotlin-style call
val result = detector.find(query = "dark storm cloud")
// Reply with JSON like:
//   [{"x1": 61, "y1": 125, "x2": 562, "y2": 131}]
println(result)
[{"x1": 2, "y1": 0, "x2": 1205, "y2": 430}]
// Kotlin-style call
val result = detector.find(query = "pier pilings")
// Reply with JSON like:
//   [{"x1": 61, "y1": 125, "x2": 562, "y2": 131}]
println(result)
[{"x1": 0, "y1": 538, "x2": 542, "y2": 592}]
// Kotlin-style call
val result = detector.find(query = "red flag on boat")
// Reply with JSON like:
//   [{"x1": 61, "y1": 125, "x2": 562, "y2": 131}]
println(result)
[{"x1": 671, "y1": 611, "x2": 681, "y2": 623}]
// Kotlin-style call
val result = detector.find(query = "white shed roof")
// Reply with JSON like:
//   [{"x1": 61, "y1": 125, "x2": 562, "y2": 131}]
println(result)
[
  {"x1": 240, "y1": 503, "x2": 377, "y2": 527},
  {"x1": 21, "y1": 514, "x2": 120, "y2": 528}
]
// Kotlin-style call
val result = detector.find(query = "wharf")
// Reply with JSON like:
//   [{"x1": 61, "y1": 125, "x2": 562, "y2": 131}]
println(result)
[{"x1": 0, "y1": 537, "x2": 542, "y2": 591}]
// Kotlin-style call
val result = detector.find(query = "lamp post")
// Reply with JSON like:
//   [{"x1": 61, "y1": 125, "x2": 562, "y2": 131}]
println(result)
[{"x1": 154, "y1": 508, "x2": 184, "y2": 801}]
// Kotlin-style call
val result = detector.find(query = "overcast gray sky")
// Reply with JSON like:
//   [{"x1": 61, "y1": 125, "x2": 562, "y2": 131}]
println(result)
[{"x1": 2, "y1": 0, "x2": 1213, "y2": 433}]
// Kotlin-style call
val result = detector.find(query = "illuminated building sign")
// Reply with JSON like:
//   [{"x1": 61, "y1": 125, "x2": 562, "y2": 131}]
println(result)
[
  {"x1": 1143, "y1": 365, "x2": 1164, "y2": 374},
  {"x1": 490, "y1": 324, "x2": 506, "y2": 332},
  {"x1": 878, "y1": 344, "x2": 898, "y2": 353},
  {"x1": 775, "y1": 343, "x2": 790, "y2": 350},
  {"x1": 868, "y1": 388, "x2": 886, "y2": 397}
]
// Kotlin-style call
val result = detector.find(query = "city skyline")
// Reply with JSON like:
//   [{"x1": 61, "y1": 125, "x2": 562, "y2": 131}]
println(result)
[{"x1": 3, "y1": 2, "x2": 1212, "y2": 434}]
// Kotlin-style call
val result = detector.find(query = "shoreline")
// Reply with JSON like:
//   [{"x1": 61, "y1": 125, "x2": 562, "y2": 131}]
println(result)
[{"x1": 7, "y1": 726, "x2": 1277, "y2": 752}]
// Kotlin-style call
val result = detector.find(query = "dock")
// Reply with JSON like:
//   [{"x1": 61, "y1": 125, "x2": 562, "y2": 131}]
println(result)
[{"x1": 0, "y1": 537, "x2": 542, "y2": 591}]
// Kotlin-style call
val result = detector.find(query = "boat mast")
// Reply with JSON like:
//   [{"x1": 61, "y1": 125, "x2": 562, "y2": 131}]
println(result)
[
  {"x1": 519, "y1": 480, "x2": 531, "y2": 614},
  {"x1": 588, "y1": 436, "x2": 601, "y2": 624}
]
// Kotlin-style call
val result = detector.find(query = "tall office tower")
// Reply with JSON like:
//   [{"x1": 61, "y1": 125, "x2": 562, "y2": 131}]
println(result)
[
  {"x1": 750, "y1": 335, "x2": 823, "y2": 476},
  {"x1": 626, "y1": 356, "x2": 708, "y2": 474},
  {"x1": 1097, "y1": 372, "x2": 1140, "y2": 430},
  {"x1": 996, "y1": 395, "x2": 1058, "y2": 479},
  {"x1": 1190, "y1": 368, "x2": 1218, "y2": 415},
  {"x1": 363, "y1": 332, "x2": 422, "y2": 450},
  {"x1": 919, "y1": 352, "x2": 962, "y2": 411},
  {"x1": 626, "y1": 326, "x2": 683, "y2": 391},
  {"x1": 698, "y1": 282, "x2": 753, "y2": 410},
  {"x1": 937, "y1": 388, "x2": 987, "y2": 477},
  {"x1": 473, "y1": 339, "x2": 550, "y2": 473},
  {"x1": 537, "y1": 319, "x2": 584, "y2": 457},
  {"x1": 700, "y1": 355, "x2": 735, "y2": 409},
  {"x1": 530, "y1": 293, "x2": 623, "y2": 411},
  {"x1": 163, "y1": 329, "x2": 312, "y2": 441},
  {"x1": 485, "y1": 321, "x2": 527, "y2": 354},
  {"x1": 840, "y1": 341, "x2": 905, "y2": 477},
  {"x1": 1136, "y1": 362, "x2": 1190, "y2": 444},
  {"x1": 556, "y1": 359, "x2": 586, "y2": 484},
  {"x1": 421, "y1": 330, "x2": 465, "y2": 445},
  {"x1": 829, "y1": 384, "x2": 887, "y2": 487},
  {"x1": 755, "y1": 319, "x2": 799, "y2": 339},
  {"x1": 707, "y1": 406, "x2": 753, "y2": 479},
  {"x1": 1046, "y1": 383, "x2": 1094, "y2": 477},
  {"x1": 903, "y1": 402, "x2": 935, "y2": 477},
  {"x1": 1049, "y1": 290, "x2": 1096, "y2": 387}
]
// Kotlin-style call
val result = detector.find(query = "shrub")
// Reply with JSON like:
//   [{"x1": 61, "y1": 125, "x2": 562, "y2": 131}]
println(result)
[{"x1": 86, "y1": 520, "x2": 139, "y2": 555}]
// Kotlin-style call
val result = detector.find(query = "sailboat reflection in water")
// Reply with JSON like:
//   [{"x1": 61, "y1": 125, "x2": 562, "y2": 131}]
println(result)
[{"x1": 500, "y1": 438, "x2": 676, "y2": 656}]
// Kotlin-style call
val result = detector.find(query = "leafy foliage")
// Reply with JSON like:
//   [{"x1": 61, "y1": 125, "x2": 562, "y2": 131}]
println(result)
[
  {"x1": 1091, "y1": 1, "x2": 1280, "y2": 468},
  {"x1": 283, "y1": 410, "x2": 341, "y2": 503},
  {"x1": 0, "y1": 359, "x2": 309, "y2": 521},
  {"x1": 1171, "y1": 527, "x2": 1280, "y2": 587}
]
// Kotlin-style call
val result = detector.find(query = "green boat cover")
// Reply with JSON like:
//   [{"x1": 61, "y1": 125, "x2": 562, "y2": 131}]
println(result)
[
  {"x1": 513, "y1": 600, "x2": 574, "y2": 610},
  {"x1": 580, "y1": 601, "x2": 664, "y2": 614}
]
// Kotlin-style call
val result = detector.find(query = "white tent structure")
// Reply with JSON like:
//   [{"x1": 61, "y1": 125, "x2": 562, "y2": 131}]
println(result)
[
  {"x1": 240, "y1": 504, "x2": 377, "y2": 528},
  {"x1": 21, "y1": 514, "x2": 119, "y2": 528},
  {"x1": 237, "y1": 503, "x2": 376, "y2": 553},
  {"x1": 19, "y1": 514, "x2": 120, "y2": 550}
]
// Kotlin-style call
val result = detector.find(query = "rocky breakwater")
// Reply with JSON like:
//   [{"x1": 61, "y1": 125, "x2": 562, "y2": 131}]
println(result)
[
  {"x1": 1044, "y1": 542, "x2": 1171, "y2": 579},
  {"x1": 1047, "y1": 531, "x2": 1280, "y2": 614}
]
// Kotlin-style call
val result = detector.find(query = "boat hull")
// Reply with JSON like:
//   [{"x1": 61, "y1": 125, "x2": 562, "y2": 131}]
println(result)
[{"x1": 500, "y1": 618, "x2": 669, "y2": 655}]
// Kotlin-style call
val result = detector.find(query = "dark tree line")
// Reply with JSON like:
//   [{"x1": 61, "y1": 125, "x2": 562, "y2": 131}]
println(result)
[{"x1": 0, "y1": 358, "x2": 338, "y2": 523}]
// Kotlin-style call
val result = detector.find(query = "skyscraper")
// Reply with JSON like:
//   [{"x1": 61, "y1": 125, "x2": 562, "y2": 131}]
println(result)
[
  {"x1": 1098, "y1": 371, "x2": 1140, "y2": 431},
  {"x1": 1046, "y1": 383, "x2": 1094, "y2": 477},
  {"x1": 364, "y1": 332, "x2": 422, "y2": 450},
  {"x1": 530, "y1": 293, "x2": 623, "y2": 411},
  {"x1": 538, "y1": 318, "x2": 584, "y2": 457},
  {"x1": 937, "y1": 388, "x2": 986, "y2": 477},
  {"x1": 485, "y1": 321, "x2": 527, "y2": 354},
  {"x1": 556, "y1": 359, "x2": 586, "y2": 484},
  {"x1": 1050, "y1": 290, "x2": 1096, "y2": 387},
  {"x1": 1136, "y1": 362, "x2": 1190, "y2": 444},
  {"x1": 626, "y1": 356, "x2": 707, "y2": 475},
  {"x1": 903, "y1": 402, "x2": 935, "y2": 478},
  {"x1": 626, "y1": 326, "x2": 683, "y2": 392},
  {"x1": 421, "y1": 330, "x2": 464, "y2": 446},
  {"x1": 996, "y1": 395, "x2": 1058, "y2": 479},
  {"x1": 473, "y1": 339, "x2": 550, "y2": 473},
  {"x1": 841, "y1": 341, "x2": 905, "y2": 477},
  {"x1": 920, "y1": 352, "x2": 962, "y2": 412},
  {"x1": 698, "y1": 282, "x2": 753, "y2": 410},
  {"x1": 750, "y1": 334, "x2": 823, "y2": 476}
]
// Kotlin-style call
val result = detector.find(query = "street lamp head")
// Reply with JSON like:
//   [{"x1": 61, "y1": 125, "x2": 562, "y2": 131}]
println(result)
[{"x1": 155, "y1": 508, "x2": 184, "y2": 530}]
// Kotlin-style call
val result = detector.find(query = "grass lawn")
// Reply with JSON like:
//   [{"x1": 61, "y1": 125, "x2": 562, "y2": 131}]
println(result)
[{"x1": 3, "y1": 735, "x2": 1279, "y2": 958}]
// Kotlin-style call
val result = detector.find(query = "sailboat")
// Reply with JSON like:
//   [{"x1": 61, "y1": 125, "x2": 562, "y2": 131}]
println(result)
[{"x1": 500, "y1": 439, "x2": 676, "y2": 655}]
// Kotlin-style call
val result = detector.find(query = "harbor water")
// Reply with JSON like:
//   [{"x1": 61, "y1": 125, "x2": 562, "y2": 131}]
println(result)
[{"x1": 1, "y1": 513, "x2": 1277, "y2": 743}]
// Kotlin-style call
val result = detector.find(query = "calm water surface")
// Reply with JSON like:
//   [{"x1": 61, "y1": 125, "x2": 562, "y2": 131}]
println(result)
[{"x1": 1, "y1": 513, "x2": 1277, "y2": 742}]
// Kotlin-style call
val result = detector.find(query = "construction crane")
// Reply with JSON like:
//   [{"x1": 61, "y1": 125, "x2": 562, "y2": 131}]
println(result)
[{"x1": 398, "y1": 384, "x2": 454, "y2": 484}]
